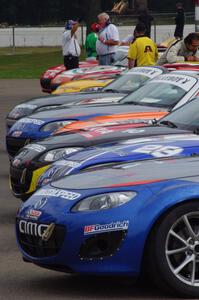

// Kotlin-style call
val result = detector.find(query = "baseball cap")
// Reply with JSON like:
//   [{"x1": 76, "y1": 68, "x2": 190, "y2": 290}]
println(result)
[
  {"x1": 91, "y1": 23, "x2": 101, "y2": 32},
  {"x1": 65, "y1": 20, "x2": 78, "y2": 30}
]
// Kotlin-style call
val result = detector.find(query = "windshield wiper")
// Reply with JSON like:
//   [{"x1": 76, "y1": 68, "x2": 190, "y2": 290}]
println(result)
[
  {"x1": 120, "y1": 101, "x2": 140, "y2": 105},
  {"x1": 159, "y1": 120, "x2": 177, "y2": 128},
  {"x1": 104, "y1": 88, "x2": 119, "y2": 93}
]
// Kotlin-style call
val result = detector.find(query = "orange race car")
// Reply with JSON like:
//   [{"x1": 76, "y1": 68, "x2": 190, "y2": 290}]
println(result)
[{"x1": 54, "y1": 111, "x2": 167, "y2": 135}]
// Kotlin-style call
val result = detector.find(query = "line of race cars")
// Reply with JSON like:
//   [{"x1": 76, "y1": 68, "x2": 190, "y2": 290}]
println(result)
[{"x1": 6, "y1": 52, "x2": 199, "y2": 297}]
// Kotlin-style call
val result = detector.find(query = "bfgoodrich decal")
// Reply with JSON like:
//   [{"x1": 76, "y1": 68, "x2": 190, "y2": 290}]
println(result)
[{"x1": 84, "y1": 220, "x2": 129, "y2": 235}]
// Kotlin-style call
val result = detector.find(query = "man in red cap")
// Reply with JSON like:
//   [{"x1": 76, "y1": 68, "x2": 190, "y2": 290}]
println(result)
[{"x1": 85, "y1": 23, "x2": 100, "y2": 60}]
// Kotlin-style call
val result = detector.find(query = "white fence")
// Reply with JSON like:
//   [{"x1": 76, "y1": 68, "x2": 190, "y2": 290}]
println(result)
[{"x1": 0, "y1": 24, "x2": 195, "y2": 47}]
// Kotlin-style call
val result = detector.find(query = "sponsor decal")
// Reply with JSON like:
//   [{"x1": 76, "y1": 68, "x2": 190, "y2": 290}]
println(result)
[
  {"x1": 12, "y1": 131, "x2": 22, "y2": 137},
  {"x1": 54, "y1": 160, "x2": 81, "y2": 168},
  {"x1": 26, "y1": 209, "x2": 42, "y2": 220},
  {"x1": 18, "y1": 118, "x2": 45, "y2": 126},
  {"x1": 24, "y1": 143, "x2": 46, "y2": 152},
  {"x1": 84, "y1": 220, "x2": 129, "y2": 235},
  {"x1": 34, "y1": 188, "x2": 81, "y2": 200},
  {"x1": 16, "y1": 104, "x2": 37, "y2": 109},
  {"x1": 18, "y1": 220, "x2": 55, "y2": 240},
  {"x1": 122, "y1": 129, "x2": 145, "y2": 134},
  {"x1": 79, "y1": 97, "x2": 122, "y2": 105},
  {"x1": 132, "y1": 144, "x2": 183, "y2": 157},
  {"x1": 128, "y1": 67, "x2": 163, "y2": 77},
  {"x1": 19, "y1": 220, "x2": 48, "y2": 237},
  {"x1": 152, "y1": 75, "x2": 196, "y2": 91},
  {"x1": 34, "y1": 198, "x2": 48, "y2": 209}
]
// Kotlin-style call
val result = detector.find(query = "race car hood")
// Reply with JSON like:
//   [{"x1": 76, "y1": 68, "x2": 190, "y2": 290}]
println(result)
[
  {"x1": 51, "y1": 65, "x2": 125, "y2": 85},
  {"x1": 55, "y1": 134, "x2": 199, "y2": 163},
  {"x1": 12, "y1": 125, "x2": 192, "y2": 166},
  {"x1": 7, "y1": 92, "x2": 126, "y2": 122},
  {"x1": 37, "y1": 134, "x2": 199, "y2": 186},
  {"x1": 50, "y1": 155, "x2": 199, "y2": 190},
  {"x1": 8, "y1": 104, "x2": 167, "y2": 140}
]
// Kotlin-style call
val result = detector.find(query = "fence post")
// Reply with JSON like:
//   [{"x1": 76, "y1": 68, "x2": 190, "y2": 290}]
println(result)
[
  {"x1": 12, "y1": 26, "x2": 15, "y2": 53},
  {"x1": 153, "y1": 19, "x2": 156, "y2": 43},
  {"x1": 81, "y1": 24, "x2": 84, "y2": 46}
]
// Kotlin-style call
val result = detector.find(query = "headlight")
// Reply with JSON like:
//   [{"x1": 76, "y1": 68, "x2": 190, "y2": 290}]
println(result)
[
  {"x1": 40, "y1": 120, "x2": 75, "y2": 132},
  {"x1": 8, "y1": 104, "x2": 37, "y2": 119},
  {"x1": 39, "y1": 147, "x2": 83, "y2": 162},
  {"x1": 72, "y1": 192, "x2": 136, "y2": 212}
]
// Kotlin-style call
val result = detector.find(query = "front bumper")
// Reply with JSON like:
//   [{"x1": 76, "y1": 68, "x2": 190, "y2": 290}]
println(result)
[
  {"x1": 6, "y1": 136, "x2": 32, "y2": 158},
  {"x1": 16, "y1": 215, "x2": 133, "y2": 275},
  {"x1": 10, "y1": 164, "x2": 50, "y2": 199},
  {"x1": 40, "y1": 78, "x2": 52, "y2": 93}
]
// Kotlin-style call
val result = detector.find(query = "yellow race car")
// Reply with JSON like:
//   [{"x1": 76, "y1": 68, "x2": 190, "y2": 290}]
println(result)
[{"x1": 52, "y1": 78, "x2": 113, "y2": 95}]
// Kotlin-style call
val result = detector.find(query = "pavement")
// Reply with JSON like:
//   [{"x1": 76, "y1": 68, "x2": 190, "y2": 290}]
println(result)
[{"x1": 0, "y1": 79, "x2": 180, "y2": 299}]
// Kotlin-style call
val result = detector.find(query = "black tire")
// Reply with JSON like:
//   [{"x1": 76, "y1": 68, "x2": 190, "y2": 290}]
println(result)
[{"x1": 146, "y1": 201, "x2": 199, "y2": 298}]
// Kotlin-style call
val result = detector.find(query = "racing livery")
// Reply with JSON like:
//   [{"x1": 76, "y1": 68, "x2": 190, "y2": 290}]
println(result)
[
  {"x1": 9, "y1": 97, "x2": 199, "y2": 199},
  {"x1": 50, "y1": 65, "x2": 126, "y2": 92},
  {"x1": 6, "y1": 66, "x2": 167, "y2": 130},
  {"x1": 40, "y1": 45, "x2": 128, "y2": 93},
  {"x1": 6, "y1": 73, "x2": 199, "y2": 157},
  {"x1": 52, "y1": 78, "x2": 113, "y2": 95},
  {"x1": 40, "y1": 60, "x2": 98, "y2": 93},
  {"x1": 37, "y1": 134, "x2": 199, "y2": 188},
  {"x1": 16, "y1": 155, "x2": 199, "y2": 297}
]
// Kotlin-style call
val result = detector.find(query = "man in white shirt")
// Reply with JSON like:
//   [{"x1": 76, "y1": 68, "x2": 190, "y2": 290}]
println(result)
[
  {"x1": 96, "y1": 12, "x2": 119, "y2": 65},
  {"x1": 62, "y1": 20, "x2": 81, "y2": 70}
]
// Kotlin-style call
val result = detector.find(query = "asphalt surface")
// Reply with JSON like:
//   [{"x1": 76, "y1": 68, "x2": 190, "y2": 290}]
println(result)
[{"x1": 0, "y1": 80, "x2": 180, "y2": 300}]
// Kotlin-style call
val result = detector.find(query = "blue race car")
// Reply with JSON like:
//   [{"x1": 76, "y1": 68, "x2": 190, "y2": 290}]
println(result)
[
  {"x1": 37, "y1": 134, "x2": 199, "y2": 187},
  {"x1": 16, "y1": 155, "x2": 199, "y2": 298}
]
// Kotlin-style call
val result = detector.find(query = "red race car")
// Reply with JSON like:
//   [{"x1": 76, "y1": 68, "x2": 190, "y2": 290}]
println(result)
[
  {"x1": 40, "y1": 46, "x2": 129, "y2": 93},
  {"x1": 40, "y1": 60, "x2": 97, "y2": 93}
]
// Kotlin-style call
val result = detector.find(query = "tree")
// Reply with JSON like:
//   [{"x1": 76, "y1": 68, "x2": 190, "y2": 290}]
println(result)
[{"x1": 80, "y1": 0, "x2": 101, "y2": 34}]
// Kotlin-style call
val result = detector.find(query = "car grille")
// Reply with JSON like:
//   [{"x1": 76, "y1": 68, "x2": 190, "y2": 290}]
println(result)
[
  {"x1": 6, "y1": 136, "x2": 31, "y2": 158},
  {"x1": 79, "y1": 230, "x2": 127, "y2": 260},
  {"x1": 17, "y1": 219, "x2": 66, "y2": 257},
  {"x1": 40, "y1": 78, "x2": 51, "y2": 92},
  {"x1": 6, "y1": 118, "x2": 17, "y2": 131},
  {"x1": 10, "y1": 165, "x2": 33, "y2": 195}
]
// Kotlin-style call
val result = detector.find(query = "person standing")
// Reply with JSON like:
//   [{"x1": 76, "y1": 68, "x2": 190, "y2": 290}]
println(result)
[
  {"x1": 62, "y1": 20, "x2": 81, "y2": 70},
  {"x1": 128, "y1": 22, "x2": 158, "y2": 69},
  {"x1": 85, "y1": 23, "x2": 100, "y2": 60},
  {"x1": 157, "y1": 32, "x2": 199, "y2": 65},
  {"x1": 174, "y1": 2, "x2": 185, "y2": 39},
  {"x1": 96, "y1": 12, "x2": 119, "y2": 65},
  {"x1": 138, "y1": 9, "x2": 154, "y2": 38}
]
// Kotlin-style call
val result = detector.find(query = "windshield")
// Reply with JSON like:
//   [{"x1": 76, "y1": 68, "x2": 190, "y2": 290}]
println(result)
[
  {"x1": 103, "y1": 73, "x2": 150, "y2": 93},
  {"x1": 120, "y1": 82, "x2": 187, "y2": 109},
  {"x1": 113, "y1": 48, "x2": 128, "y2": 67},
  {"x1": 159, "y1": 97, "x2": 199, "y2": 130}
]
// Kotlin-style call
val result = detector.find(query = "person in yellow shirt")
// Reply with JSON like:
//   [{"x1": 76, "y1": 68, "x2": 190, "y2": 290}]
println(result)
[{"x1": 128, "y1": 22, "x2": 158, "y2": 69}]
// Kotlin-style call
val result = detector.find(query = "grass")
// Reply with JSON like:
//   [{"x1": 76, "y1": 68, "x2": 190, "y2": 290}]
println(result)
[
  {"x1": 0, "y1": 47, "x2": 86, "y2": 79},
  {"x1": 0, "y1": 47, "x2": 64, "y2": 78}
]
